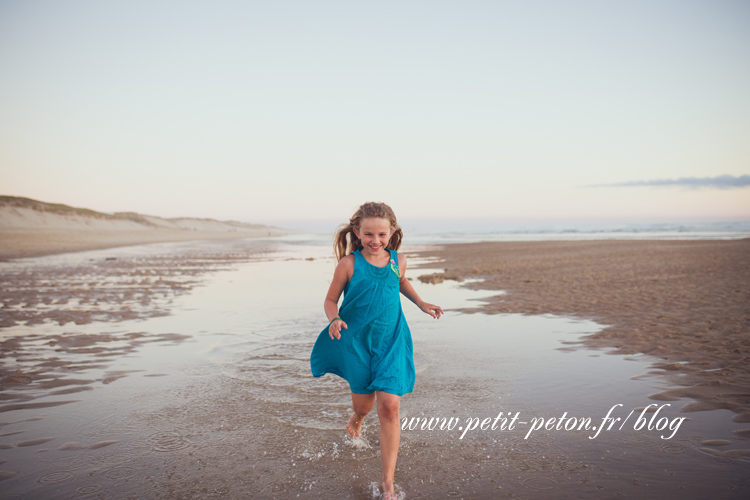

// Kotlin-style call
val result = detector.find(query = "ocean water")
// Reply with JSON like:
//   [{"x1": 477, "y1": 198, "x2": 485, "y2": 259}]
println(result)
[
  {"x1": 0, "y1": 237, "x2": 748, "y2": 499},
  {"x1": 278, "y1": 219, "x2": 750, "y2": 247},
  {"x1": 405, "y1": 219, "x2": 750, "y2": 244}
]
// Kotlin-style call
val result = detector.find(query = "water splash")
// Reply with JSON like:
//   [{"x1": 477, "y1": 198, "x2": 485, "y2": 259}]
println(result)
[
  {"x1": 368, "y1": 481, "x2": 406, "y2": 500},
  {"x1": 345, "y1": 434, "x2": 371, "y2": 450}
]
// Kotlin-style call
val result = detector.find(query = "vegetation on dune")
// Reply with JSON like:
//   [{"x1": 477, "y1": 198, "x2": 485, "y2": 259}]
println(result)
[
  {"x1": 0, "y1": 195, "x2": 110, "y2": 217},
  {"x1": 0, "y1": 196, "x2": 278, "y2": 230}
]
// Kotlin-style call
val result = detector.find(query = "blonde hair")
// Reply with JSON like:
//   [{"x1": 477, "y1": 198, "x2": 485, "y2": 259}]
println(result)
[{"x1": 333, "y1": 202, "x2": 403, "y2": 261}]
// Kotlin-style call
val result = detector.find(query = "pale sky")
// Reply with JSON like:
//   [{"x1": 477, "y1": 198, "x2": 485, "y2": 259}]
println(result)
[{"x1": 1, "y1": 0, "x2": 748, "y2": 229}]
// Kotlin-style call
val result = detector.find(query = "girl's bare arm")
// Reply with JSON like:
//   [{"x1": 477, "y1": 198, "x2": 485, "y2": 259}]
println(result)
[
  {"x1": 324, "y1": 255, "x2": 354, "y2": 339},
  {"x1": 398, "y1": 254, "x2": 444, "y2": 319}
]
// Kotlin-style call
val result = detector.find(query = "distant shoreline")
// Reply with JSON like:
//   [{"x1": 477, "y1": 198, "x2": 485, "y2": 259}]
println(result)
[{"x1": 0, "y1": 227, "x2": 288, "y2": 260}]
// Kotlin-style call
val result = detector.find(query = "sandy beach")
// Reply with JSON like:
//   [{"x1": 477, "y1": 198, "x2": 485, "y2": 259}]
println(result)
[
  {"x1": 1, "y1": 197, "x2": 750, "y2": 498},
  {"x1": 417, "y1": 239, "x2": 750, "y2": 426}
]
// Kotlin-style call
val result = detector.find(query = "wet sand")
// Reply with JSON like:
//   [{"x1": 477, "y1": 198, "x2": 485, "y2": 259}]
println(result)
[
  {"x1": 417, "y1": 239, "x2": 750, "y2": 425},
  {"x1": 0, "y1": 239, "x2": 279, "y2": 399},
  {"x1": 0, "y1": 228, "x2": 288, "y2": 260},
  {"x1": 1, "y1": 238, "x2": 749, "y2": 499}
]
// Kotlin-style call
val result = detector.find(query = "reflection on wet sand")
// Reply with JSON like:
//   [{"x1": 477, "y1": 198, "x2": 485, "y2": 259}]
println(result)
[
  {"x1": 0, "y1": 239, "x2": 278, "y2": 328},
  {"x1": 1, "y1": 331, "x2": 190, "y2": 402}
]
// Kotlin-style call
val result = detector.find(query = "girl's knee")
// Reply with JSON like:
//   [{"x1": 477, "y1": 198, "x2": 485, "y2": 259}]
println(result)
[
  {"x1": 353, "y1": 402, "x2": 373, "y2": 416},
  {"x1": 377, "y1": 395, "x2": 400, "y2": 421},
  {"x1": 351, "y1": 393, "x2": 375, "y2": 416}
]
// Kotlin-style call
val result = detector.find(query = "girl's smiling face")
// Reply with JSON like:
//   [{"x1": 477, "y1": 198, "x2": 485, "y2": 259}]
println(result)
[{"x1": 354, "y1": 217, "x2": 394, "y2": 258}]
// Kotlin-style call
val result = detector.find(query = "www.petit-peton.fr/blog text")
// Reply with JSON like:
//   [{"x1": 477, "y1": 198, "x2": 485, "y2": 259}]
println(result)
[{"x1": 402, "y1": 404, "x2": 687, "y2": 440}]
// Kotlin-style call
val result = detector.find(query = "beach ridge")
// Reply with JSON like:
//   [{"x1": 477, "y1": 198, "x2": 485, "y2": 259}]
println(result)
[{"x1": 0, "y1": 195, "x2": 288, "y2": 259}]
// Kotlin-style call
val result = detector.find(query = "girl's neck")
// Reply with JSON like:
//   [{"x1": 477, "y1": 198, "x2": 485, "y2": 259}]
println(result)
[{"x1": 359, "y1": 247, "x2": 391, "y2": 267}]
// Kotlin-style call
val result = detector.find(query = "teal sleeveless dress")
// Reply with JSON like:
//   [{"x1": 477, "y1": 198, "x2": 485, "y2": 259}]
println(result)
[{"x1": 310, "y1": 248, "x2": 415, "y2": 396}]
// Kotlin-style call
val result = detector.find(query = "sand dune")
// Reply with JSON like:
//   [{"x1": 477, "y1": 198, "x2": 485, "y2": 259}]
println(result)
[{"x1": 0, "y1": 196, "x2": 287, "y2": 259}]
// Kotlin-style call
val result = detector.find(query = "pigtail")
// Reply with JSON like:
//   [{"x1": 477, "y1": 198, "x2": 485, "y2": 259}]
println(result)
[
  {"x1": 334, "y1": 224, "x2": 361, "y2": 261},
  {"x1": 387, "y1": 227, "x2": 403, "y2": 251},
  {"x1": 349, "y1": 231, "x2": 363, "y2": 256}
]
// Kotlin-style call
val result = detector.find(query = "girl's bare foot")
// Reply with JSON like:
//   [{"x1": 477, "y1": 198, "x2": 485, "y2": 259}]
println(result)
[
  {"x1": 347, "y1": 412, "x2": 364, "y2": 438},
  {"x1": 380, "y1": 480, "x2": 395, "y2": 499}
]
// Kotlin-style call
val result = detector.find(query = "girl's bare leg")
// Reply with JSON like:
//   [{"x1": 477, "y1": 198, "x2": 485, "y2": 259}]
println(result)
[
  {"x1": 348, "y1": 392, "x2": 375, "y2": 438},
  {"x1": 376, "y1": 391, "x2": 401, "y2": 497}
]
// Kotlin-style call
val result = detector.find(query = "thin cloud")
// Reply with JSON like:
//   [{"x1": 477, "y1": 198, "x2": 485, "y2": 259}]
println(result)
[{"x1": 591, "y1": 175, "x2": 750, "y2": 189}]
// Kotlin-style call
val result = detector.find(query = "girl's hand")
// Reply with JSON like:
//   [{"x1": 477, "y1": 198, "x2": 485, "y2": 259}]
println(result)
[
  {"x1": 329, "y1": 318, "x2": 348, "y2": 339},
  {"x1": 419, "y1": 302, "x2": 444, "y2": 319}
]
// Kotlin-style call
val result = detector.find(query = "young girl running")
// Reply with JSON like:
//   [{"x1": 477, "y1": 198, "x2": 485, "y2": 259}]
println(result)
[{"x1": 310, "y1": 202, "x2": 443, "y2": 499}]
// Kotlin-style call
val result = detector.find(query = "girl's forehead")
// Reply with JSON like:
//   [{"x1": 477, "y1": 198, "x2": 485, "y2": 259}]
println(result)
[{"x1": 359, "y1": 217, "x2": 392, "y2": 232}]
